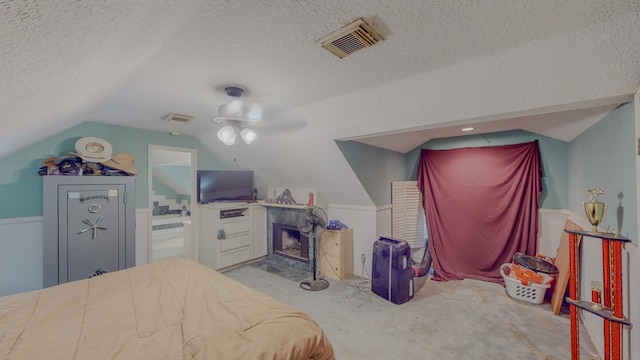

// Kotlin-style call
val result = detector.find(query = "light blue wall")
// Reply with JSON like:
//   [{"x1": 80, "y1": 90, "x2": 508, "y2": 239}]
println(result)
[
  {"x1": 152, "y1": 176, "x2": 181, "y2": 201},
  {"x1": 336, "y1": 140, "x2": 406, "y2": 206},
  {"x1": 405, "y1": 130, "x2": 569, "y2": 209},
  {"x1": 154, "y1": 165, "x2": 192, "y2": 195},
  {"x1": 568, "y1": 102, "x2": 637, "y2": 243},
  {"x1": 0, "y1": 121, "x2": 225, "y2": 218},
  {"x1": 337, "y1": 130, "x2": 569, "y2": 209}
]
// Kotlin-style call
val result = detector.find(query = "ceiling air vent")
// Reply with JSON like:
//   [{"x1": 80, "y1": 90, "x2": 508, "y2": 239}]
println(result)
[
  {"x1": 166, "y1": 112, "x2": 193, "y2": 125},
  {"x1": 316, "y1": 18, "x2": 384, "y2": 59}
]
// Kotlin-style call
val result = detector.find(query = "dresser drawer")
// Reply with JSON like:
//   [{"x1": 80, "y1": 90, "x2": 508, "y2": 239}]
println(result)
[
  {"x1": 219, "y1": 231, "x2": 251, "y2": 252},
  {"x1": 219, "y1": 245, "x2": 251, "y2": 268},
  {"x1": 221, "y1": 218, "x2": 250, "y2": 235},
  {"x1": 319, "y1": 253, "x2": 353, "y2": 281},
  {"x1": 319, "y1": 231, "x2": 342, "y2": 256}
]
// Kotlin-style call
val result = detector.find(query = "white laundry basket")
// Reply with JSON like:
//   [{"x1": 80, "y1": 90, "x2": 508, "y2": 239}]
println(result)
[{"x1": 500, "y1": 263, "x2": 552, "y2": 305}]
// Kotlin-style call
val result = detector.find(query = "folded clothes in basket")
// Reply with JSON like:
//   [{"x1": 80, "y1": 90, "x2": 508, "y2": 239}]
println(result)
[
  {"x1": 502, "y1": 263, "x2": 553, "y2": 285},
  {"x1": 501, "y1": 263, "x2": 553, "y2": 305},
  {"x1": 511, "y1": 263, "x2": 545, "y2": 285}
]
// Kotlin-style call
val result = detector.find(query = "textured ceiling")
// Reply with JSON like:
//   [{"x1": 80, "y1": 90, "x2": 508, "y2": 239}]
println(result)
[{"x1": 1, "y1": 0, "x2": 639, "y2": 158}]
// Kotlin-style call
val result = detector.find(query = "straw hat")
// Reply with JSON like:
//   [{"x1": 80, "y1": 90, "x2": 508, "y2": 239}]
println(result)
[
  {"x1": 103, "y1": 152, "x2": 138, "y2": 175},
  {"x1": 73, "y1": 137, "x2": 113, "y2": 163},
  {"x1": 42, "y1": 157, "x2": 57, "y2": 167}
]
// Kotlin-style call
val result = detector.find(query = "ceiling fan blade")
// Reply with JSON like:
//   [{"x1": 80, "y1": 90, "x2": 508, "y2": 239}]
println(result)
[{"x1": 251, "y1": 116, "x2": 308, "y2": 135}]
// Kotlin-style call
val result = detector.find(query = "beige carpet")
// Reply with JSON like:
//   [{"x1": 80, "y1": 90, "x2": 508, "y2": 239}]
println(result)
[{"x1": 224, "y1": 263, "x2": 599, "y2": 359}]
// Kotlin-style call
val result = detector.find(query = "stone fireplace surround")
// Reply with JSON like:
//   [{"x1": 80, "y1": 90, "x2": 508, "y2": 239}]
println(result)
[{"x1": 266, "y1": 205, "x2": 313, "y2": 273}]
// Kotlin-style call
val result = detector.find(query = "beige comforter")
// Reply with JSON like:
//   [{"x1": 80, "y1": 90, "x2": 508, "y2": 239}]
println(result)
[{"x1": 0, "y1": 257, "x2": 334, "y2": 359}]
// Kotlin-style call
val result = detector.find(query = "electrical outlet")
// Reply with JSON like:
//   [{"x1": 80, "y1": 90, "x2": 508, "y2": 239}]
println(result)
[{"x1": 361, "y1": 253, "x2": 366, "y2": 264}]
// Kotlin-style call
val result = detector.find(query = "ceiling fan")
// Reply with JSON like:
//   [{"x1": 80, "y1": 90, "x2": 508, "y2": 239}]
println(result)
[
  {"x1": 211, "y1": 86, "x2": 309, "y2": 161},
  {"x1": 213, "y1": 86, "x2": 261, "y2": 147}
]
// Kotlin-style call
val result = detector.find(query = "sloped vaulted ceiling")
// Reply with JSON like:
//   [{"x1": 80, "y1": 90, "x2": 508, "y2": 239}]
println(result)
[{"x1": 1, "y1": 1, "x2": 639, "y2": 206}]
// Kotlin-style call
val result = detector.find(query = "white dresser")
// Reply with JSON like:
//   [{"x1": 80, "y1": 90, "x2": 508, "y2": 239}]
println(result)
[{"x1": 199, "y1": 203, "x2": 266, "y2": 270}]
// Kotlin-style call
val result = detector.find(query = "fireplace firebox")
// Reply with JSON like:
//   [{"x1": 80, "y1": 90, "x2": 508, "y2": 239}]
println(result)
[
  {"x1": 273, "y1": 223, "x2": 309, "y2": 262},
  {"x1": 266, "y1": 206, "x2": 314, "y2": 272}
]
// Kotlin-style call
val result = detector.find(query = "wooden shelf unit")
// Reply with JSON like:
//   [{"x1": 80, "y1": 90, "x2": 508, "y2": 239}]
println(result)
[
  {"x1": 318, "y1": 229, "x2": 353, "y2": 281},
  {"x1": 565, "y1": 229, "x2": 631, "y2": 360}
]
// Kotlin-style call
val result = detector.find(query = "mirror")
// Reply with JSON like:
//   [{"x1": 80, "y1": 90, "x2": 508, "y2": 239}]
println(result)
[{"x1": 148, "y1": 145, "x2": 197, "y2": 263}]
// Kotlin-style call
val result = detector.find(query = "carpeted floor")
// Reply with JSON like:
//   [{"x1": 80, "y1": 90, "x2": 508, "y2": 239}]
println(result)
[{"x1": 224, "y1": 262, "x2": 599, "y2": 360}]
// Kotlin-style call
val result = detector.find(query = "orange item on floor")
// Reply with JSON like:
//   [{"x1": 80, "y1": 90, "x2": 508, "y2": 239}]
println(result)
[{"x1": 511, "y1": 263, "x2": 544, "y2": 285}]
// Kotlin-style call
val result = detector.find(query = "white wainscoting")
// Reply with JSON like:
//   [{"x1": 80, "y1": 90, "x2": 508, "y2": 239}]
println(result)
[
  {"x1": 0, "y1": 217, "x2": 44, "y2": 297},
  {"x1": 0, "y1": 210, "x2": 151, "y2": 297},
  {"x1": 136, "y1": 208, "x2": 150, "y2": 266},
  {"x1": 376, "y1": 204, "x2": 392, "y2": 239},
  {"x1": 326, "y1": 203, "x2": 380, "y2": 277}
]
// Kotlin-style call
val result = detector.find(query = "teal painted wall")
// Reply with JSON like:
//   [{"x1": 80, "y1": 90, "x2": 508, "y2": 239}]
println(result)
[
  {"x1": 568, "y1": 102, "x2": 637, "y2": 243},
  {"x1": 404, "y1": 130, "x2": 569, "y2": 209},
  {"x1": 153, "y1": 165, "x2": 192, "y2": 195},
  {"x1": 152, "y1": 176, "x2": 180, "y2": 201},
  {"x1": 337, "y1": 130, "x2": 569, "y2": 209},
  {"x1": 336, "y1": 140, "x2": 406, "y2": 206},
  {"x1": 0, "y1": 121, "x2": 225, "y2": 218},
  {"x1": 152, "y1": 170, "x2": 192, "y2": 208}
]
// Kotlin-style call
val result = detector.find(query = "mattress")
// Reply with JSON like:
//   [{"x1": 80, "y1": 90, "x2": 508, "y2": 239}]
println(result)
[{"x1": 0, "y1": 257, "x2": 334, "y2": 359}]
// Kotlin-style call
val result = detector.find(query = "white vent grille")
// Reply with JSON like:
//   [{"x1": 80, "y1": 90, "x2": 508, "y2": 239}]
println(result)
[
  {"x1": 167, "y1": 112, "x2": 193, "y2": 124},
  {"x1": 317, "y1": 18, "x2": 384, "y2": 59}
]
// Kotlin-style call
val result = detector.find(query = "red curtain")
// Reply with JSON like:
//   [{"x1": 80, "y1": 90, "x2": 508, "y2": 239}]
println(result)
[{"x1": 417, "y1": 141, "x2": 542, "y2": 284}]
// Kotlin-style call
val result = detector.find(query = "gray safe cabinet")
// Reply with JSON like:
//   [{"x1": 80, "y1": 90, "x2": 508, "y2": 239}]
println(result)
[{"x1": 43, "y1": 176, "x2": 136, "y2": 287}]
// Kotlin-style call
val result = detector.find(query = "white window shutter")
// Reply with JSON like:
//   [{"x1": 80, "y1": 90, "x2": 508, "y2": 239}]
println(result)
[{"x1": 391, "y1": 181, "x2": 424, "y2": 248}]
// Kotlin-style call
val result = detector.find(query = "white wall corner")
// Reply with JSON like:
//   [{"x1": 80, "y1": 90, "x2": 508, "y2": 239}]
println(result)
[{"x1": 376, "y1": 204, "x2": 392, "y2": 239}]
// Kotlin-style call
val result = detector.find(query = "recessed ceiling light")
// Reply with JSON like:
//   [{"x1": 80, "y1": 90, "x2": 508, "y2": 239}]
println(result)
[{"x1": 461, "y1": 127, "x2": 475, "y2": 132}]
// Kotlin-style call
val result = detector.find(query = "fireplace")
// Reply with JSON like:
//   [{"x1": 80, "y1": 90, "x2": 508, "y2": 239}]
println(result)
[
  {"x1": 266, "y1": 205, "x2": 314, "y2": 272},
  {"x1": 273, "y1": 223, "x2": 309, "y2": 262}
]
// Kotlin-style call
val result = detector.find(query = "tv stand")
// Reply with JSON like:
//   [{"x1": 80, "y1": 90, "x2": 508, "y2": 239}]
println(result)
[{"x1": 199, "y1": 203, "x2": 266, "y2": 270}]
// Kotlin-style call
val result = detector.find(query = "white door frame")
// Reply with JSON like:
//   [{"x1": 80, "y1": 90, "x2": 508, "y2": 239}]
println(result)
[{"x1": 147, "y1": 145, "x2": 198, "y2": 263}]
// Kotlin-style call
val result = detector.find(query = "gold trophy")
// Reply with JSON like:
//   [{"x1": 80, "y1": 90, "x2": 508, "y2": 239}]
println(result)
[{"x1": 583, "y1": 188, "x2": 607, "y2": 234}]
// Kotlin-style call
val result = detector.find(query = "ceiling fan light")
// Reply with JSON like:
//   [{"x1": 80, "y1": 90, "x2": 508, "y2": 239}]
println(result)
[
  {"x1": 217, "y1": 126, "x2": 236, "y2": 146},
  {"x1": 240, "y1": 128, "x2": 257, "y2": 144}
]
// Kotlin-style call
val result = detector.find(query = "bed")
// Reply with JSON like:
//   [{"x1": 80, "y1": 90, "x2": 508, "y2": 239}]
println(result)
[{"x1": 0, "y1": 257, "x2": 334, "y2": 359}]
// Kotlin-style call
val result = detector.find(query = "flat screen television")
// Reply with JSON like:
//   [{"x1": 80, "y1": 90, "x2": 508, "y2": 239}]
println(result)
[{"x1": 197, "y1": 170, "x2": 254, "y2": 204}]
